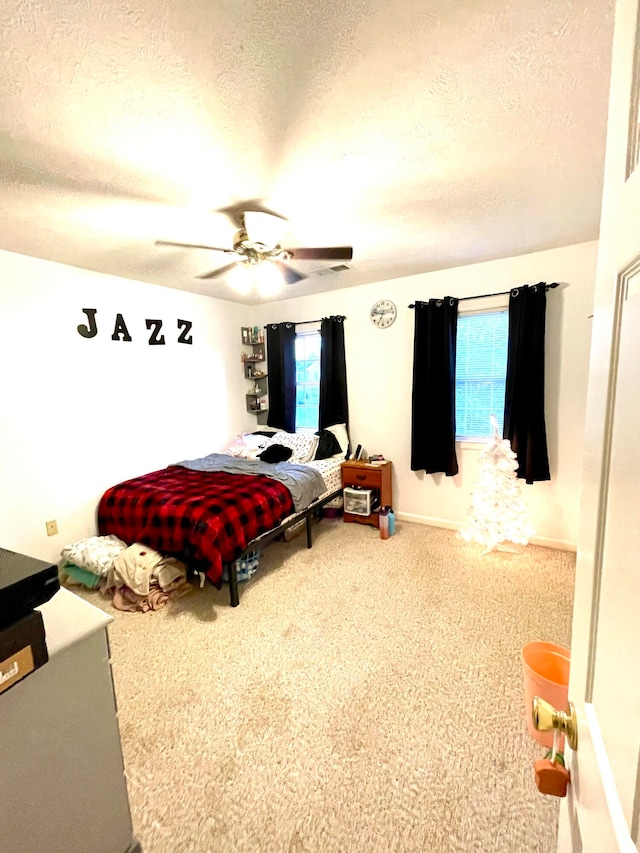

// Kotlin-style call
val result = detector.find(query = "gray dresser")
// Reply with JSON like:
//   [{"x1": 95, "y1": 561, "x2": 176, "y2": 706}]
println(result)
[{"x1": 0, "y1": 587, "x2": 140, "y2": 853}]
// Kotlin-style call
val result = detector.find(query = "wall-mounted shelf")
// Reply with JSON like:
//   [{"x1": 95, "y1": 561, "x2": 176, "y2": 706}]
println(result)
[
  {"x1": 245, "y1": 365, "x2": 267, "y2": 379},
  {"x1": 241, "y1": 327, "x2": 268, "y2": 424}
]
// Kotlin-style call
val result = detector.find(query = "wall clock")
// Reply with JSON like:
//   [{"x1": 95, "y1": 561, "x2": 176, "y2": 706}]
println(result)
[{"x1": 370, "y1": 299, "x2": 397, "y2": 328}]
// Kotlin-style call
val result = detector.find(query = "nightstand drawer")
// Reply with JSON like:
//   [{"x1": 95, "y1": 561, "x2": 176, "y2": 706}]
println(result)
[
  {"x1": 342, "y1": 467, "x2": 381, "y2": 488},
  {"x1": 343, "y1": 487, "x2": 379, "y2": 515}
]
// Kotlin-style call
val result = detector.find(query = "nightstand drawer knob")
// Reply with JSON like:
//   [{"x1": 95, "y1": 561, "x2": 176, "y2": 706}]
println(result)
[{"x1": 356, "y1": 474, "x2": 366, "y2": 481}]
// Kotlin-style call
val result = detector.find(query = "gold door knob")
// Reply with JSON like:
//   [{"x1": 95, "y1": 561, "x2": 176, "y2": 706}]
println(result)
[{"x1": 532, "y1": 696, "x2": 578, "y2": 751}]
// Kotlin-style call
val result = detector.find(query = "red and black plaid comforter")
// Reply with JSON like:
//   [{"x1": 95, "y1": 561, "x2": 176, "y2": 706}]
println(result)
[{"x1": 97, "y1": 465, "x2": 295, "y2": 584}]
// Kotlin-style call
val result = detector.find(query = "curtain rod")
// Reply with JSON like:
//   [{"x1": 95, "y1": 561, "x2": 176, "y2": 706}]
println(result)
[
  {"x1": 408, "y1": 282, "x2": 560, "y2": 308},
  {"x1": 263, "y1": 316, "x2": 346, "y2": 327}
]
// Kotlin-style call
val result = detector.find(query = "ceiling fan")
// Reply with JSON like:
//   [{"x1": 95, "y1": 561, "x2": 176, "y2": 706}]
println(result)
[{"x1": 155, "y1": 210, "x2": 353, "y2": 284}]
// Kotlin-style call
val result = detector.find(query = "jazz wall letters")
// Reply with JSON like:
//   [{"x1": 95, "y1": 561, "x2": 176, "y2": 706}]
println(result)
[{"x1": 77, "y1": 309, "x2": 193, "y2": 345}]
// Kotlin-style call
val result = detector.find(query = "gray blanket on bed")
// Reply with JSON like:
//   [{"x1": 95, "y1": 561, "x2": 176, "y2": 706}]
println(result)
[{"x1": 175, "y1": 453, "x2": 327, "y2": 512}]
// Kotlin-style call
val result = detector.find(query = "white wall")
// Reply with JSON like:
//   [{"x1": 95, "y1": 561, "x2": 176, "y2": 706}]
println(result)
[
  {"x1": 0, "y1": 240, "x2": 597, "y2": 564},
  {"x1": 259, "y1": 241, "x2": 598, "y2": 549},
  {"x1": 0, "y1": 251, "x2": 251, "y2": 563}
]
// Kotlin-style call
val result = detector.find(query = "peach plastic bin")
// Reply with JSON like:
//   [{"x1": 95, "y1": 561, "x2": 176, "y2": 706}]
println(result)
[{"x1": 522, "y1": 641, "x2": 571, "y2": 748}]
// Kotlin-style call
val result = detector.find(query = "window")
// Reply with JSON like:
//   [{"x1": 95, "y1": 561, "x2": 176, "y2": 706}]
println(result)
[
  {"x1": 455, "y1": 310, "x2": 509, "y2": 440},
  {"x1": 295, "y1": 330, "x2": 321, "y2": 430}
]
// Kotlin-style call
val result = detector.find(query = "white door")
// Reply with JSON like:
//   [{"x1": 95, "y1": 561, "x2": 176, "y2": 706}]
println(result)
[{"x1": 557, "y1": 0, "x2": 640, "y2": 849}]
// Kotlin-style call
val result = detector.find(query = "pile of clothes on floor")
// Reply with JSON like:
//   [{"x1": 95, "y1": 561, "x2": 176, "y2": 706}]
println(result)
[{"x1": 60, "y1": 535, "x2": 191, "y2": 612}]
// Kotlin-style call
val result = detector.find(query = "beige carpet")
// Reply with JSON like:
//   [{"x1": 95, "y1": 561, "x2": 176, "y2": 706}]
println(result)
[{"x1": 74, "y1": 519, "x2": 575, "y2": 853}]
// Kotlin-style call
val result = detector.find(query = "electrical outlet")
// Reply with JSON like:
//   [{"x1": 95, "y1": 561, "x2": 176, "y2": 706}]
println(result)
[{"x1": 45, "y1": 519, "x2": 58, "y2": 537}]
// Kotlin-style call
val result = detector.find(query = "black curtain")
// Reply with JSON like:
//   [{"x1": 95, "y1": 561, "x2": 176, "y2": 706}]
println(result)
[
  {"x1": 266, "y1": 322, "x2": 296, "y2": 433},
  {"x1": 319, "y1": 316, "x2": 349, "y2": 435},
  {"x1": 411, "y1": 298, "x2": 459, "y2": 476},
  {"x1": 504, "y1": 284, "x2": 550, "y2": 484}
]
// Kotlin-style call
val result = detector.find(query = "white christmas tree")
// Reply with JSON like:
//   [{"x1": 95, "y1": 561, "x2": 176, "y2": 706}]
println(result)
[{"x1": 459, "y1": 415, "x2": 535, "y2": 555}]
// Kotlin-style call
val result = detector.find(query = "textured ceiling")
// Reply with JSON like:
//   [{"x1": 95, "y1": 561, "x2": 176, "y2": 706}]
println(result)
[{"x1": 0, "y1": 0, "x2": 615, "y2": 303}]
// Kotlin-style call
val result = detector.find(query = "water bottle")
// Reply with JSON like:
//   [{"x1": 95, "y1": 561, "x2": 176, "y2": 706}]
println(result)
[
  {"x1": 387, "y1": 507, "x2": 395, "y2": 536},
  {"x1": 379, "y1": 507, "x2": 389, "y2": 540}
]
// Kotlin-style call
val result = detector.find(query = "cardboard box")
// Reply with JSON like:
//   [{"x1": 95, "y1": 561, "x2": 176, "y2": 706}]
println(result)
[{"x1": 0, "y1": 610, "x2": 48, "y2": 695}]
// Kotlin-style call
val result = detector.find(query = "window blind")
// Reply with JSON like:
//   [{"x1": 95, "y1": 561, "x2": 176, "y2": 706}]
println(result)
[
  {"x1": 455, "y1": 310, "x2": 508, "y2": 439},
  {"x1": 295, "y1": 329, "x2": 321, "y2": 430}
]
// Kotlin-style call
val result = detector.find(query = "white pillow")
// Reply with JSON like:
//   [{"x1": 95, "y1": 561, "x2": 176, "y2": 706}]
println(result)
[
  {"x1": 265, "y1": 431, "x2": 319, "y2": 464},
  {"x1": 324, "y1": 423, "x2": 349, "y2": 457},
  {"x1": 223, "y1": 433, "x2": 269, "y2": 459},
  {"x1": 241, "y1": 433, "x2": 271, "y2": 449}
]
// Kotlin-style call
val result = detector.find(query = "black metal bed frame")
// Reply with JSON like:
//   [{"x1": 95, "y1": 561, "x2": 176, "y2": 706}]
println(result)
[{"x1": 223, "y1": 488, "x2": 342, "y2": 606}]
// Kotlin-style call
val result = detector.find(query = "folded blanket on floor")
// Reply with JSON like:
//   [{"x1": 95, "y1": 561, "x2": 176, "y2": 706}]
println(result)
[
  {"x1": 63, "y1": 564, "x2": 103, "y2": 589},
  {"x1": 60, "y1": 534, "x2": 128, "y2": 577}
]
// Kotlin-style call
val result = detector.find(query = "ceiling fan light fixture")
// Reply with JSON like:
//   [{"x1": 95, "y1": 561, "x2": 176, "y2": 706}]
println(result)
[
  {"x1": 227, "y1": 262, "x2": 254, "y2": 295},
  {"x1": 256, "y1": 260, "x2": 285, "y2": 298},
  {"x1": 273, "y1": 248, "x2": 292, "y2": 261}
]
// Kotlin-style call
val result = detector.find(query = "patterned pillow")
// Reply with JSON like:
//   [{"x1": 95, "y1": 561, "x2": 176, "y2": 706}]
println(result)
[{"x1": 264, "y1": 431, "x2": 319, "y2": 463}]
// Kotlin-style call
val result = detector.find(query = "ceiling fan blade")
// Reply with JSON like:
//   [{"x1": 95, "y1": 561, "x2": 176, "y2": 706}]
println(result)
[
  {"x1": 156, "y1": 240, "x2": 231, "y2": 252},
  {"x1": 273, "y1": 261, "x2": 307, "y2": 285},
  {"x1": 196, "y1": 261, "x2": 243, "y2": 280},
  {"x1": 284, "y1": 246, "x2": 353, "y2": 261},
  {"x1": 216, "y1": 200, "x2": 286, "y2": 230},
  {"x1": 243, "y1": 211, "x2": 288, "y2": 249}
]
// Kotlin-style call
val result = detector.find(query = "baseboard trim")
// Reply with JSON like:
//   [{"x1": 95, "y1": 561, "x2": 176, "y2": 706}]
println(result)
[{"x1": 395, "y1": 512, "x2": 576, "y2": 552}]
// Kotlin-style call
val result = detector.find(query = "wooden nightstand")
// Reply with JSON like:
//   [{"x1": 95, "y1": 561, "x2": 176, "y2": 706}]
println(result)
[{"x1": 341, "y1": 460, "x2": 392, "y2": 528}]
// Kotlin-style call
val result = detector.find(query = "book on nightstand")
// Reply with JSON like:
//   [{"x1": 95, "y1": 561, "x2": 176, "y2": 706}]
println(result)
[{"x1": 368, "y1": 455, "x2": 386, "y2": 465}]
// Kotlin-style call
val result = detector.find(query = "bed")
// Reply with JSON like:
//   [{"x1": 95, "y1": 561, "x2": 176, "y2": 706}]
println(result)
[{"x1": 97, "y1": 427, "x2": 346, "y2": 606}]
